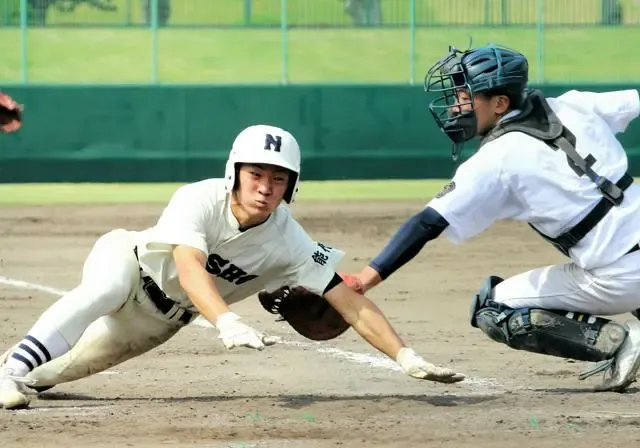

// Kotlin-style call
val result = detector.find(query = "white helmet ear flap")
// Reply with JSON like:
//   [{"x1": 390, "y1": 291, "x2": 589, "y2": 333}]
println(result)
[
  {"x1": 284, "y1": 172, "x2": 299, "y2": 204},
  {"x1": 224, "y1": 157, "x2": 236, "y2": 194}
]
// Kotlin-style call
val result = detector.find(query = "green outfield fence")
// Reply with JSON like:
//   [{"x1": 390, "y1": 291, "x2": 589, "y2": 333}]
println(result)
[{"x1": 0, "y1": 0, "x2": 639, "y2": 84}]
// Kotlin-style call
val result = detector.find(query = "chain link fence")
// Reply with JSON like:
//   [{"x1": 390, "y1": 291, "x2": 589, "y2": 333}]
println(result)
[{"x1": 1, "y1": 0, "x2": 638, "y2": 84}]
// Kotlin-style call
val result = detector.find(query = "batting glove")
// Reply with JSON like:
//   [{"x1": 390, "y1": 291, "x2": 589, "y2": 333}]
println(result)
[
  {"x1": 215, "y1": 312, "x2": 279, "y2": 351},
  {"x1": 396, "y1": 347, "x2": 466, "y2": 383}
]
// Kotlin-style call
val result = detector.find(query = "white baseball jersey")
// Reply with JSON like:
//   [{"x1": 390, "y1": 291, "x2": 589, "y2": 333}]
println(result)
[
  {"x1": 429, "y1": 89, "x2": 640, "y2": 270},
  {"x1": 134, "y1": 179, "x2": 344, "y2": 311}
]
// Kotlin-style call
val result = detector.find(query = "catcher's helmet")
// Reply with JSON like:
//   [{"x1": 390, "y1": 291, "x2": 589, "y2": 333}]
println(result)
[
  {"x1": 224, "y1": 124, "x2": 301, "y2": 204},
  {"x1": 424, "y1": 43, "x2": 529, "y2": 160}
]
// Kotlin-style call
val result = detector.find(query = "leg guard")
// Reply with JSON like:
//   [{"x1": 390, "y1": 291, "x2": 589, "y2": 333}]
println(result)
[{"x1": 469, "y1": 276, "x2": 627, "y2": 363}]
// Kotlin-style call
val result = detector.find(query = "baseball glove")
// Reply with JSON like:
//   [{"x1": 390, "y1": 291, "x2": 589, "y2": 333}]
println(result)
[
  {"x1": 0, "y1": 92, "x2": 22, "y2": 133},
  {"x1": 258, "y1": 285, "x2": 351, "y2": 341}
]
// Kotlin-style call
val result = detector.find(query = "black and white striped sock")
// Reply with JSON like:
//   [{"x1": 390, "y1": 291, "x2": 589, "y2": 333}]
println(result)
[{"x1": 4, "y1": 335, "x2": 52, "y2": 377}]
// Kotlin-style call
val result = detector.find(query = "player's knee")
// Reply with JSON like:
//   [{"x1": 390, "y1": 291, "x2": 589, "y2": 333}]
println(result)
[{"x1": 75, "y1": 280, "x2": 130, "y2": 315}]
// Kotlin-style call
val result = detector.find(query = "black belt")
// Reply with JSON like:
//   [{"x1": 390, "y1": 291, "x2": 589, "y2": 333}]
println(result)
[
  {"x1": 133, "y1": 247, "x2": 193, "y2": 325},
  {"x1": 626, "y1": 243, "x2": 640, "y2": 255}
]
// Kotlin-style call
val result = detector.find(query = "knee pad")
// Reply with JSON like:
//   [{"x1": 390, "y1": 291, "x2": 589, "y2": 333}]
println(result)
[
  {"x1": 469, "y1": 275, "x2": 504, "y2": 328},
  {"x1": 469, "y1": 276, "x2": 628, "y2": 363}
]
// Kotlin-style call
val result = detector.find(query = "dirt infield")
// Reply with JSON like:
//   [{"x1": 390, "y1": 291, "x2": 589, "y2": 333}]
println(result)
[{"x1": 1, "y1": 201, "x2": 640, "y2": 447}]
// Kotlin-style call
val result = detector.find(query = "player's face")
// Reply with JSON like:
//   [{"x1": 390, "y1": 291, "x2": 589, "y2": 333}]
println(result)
[{"x1": 236, "y1": 163, "x2": 290, "y2": 218}]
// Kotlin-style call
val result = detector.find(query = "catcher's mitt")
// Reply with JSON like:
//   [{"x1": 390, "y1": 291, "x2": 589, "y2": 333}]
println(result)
[
  {"x1": 258, "y1": 285, "x2": 350, "y2": 341},
  {"x1": 0, "y1": 92, "x2": 22, "y2": 133}
]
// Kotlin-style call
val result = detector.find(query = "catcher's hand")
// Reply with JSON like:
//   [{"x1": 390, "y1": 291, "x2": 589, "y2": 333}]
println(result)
[
  {"x1": 338, "y1": 271, "x2": 364, "y2": 294},
  {"x1": 0, "y1": 92, "x2": 22, "y2": 133},
  {"x1": 258, "y1": 284, "x2": 351, "y2": 341}
]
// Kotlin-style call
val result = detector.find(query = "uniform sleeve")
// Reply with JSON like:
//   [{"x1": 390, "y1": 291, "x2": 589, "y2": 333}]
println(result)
[
  {"x1": 559, "y1": 89, "x2": 640, "y2": 134},
  {"x1": 265, "y1": 234, "x2": 346, "y2": 296},
  {"x1": 427, "y1": 148, "x2": 510, "y2": 244},
  {"x1": 147, "y1": 184, "x2": 209, "y2": 255}
]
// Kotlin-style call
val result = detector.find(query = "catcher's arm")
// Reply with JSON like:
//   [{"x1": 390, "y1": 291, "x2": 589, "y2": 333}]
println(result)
[{"x1": 356, "y1": 206, "x2": 449, "y2": 292}]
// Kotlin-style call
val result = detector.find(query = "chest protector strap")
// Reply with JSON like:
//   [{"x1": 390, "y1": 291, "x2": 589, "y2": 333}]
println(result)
[{"x1": 479, "y1": 89, "x2": 633, "y2": 257}]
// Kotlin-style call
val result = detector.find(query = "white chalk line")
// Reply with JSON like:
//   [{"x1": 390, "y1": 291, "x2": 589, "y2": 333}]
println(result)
[
  {"x1": 14, "y1": 405, "x2": 112, "y2": 416},
  {"x1": 0, "y1": 276, "x2": 508, "y2": 395},
  {"x1": 0, "y1": 276, "x2": 68, "y2": 297}
]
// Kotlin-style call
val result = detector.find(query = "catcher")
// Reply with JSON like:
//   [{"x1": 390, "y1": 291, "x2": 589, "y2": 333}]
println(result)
[
  {"x1": 0, "y1": 124, "x2": 465, "y2": 410},
  {"x1": 341, "y1": 44, "x2": 640, "y2": 392},
  {"x1": 0, "y1": 91, "x2": 22, "y2": 133}
]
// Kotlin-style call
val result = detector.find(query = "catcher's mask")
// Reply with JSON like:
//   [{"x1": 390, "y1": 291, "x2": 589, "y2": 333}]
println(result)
[
  {"x1": 424, "y1": 43, "x2": 529, "y2": 161},
  {"x1": 224, "y1": 124, "x2": 301, "y2": 204},
  {"x1": 424, "y1": 46, "x2": 477, "y2": 162}
]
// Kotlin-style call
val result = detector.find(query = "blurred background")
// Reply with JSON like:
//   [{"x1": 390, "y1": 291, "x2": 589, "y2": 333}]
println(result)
[
  {"x1": 1, "y1": 0, "x2": 639, "y2": 84},
  {"x1": 0, "y1": 0, "x2": 639, "y2": 183}
]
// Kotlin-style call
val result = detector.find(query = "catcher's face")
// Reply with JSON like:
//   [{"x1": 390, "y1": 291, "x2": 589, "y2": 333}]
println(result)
[
  {"x1": 451, "y1": 89, "x2": 510, "y2": 136},
  {"x1": 233, "y1": 163, "x2": 290, "y2": 226}
]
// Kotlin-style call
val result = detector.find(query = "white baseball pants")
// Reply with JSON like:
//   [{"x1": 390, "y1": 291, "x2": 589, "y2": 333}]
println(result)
[
  {"x1": 493, "y1": 249, "x2": 640, "y2": 315},
  {"x1": 6, "y1": 229, "x2": 190, "y2": 388}
]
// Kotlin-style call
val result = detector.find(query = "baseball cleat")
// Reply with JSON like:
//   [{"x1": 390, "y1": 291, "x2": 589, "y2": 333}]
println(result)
[
  {"x1": 594, "y1": 320, "x2": 640, "y2": 392},
  {"x1": 0, "y1": 369, "x2": 30, "y2": 410}
]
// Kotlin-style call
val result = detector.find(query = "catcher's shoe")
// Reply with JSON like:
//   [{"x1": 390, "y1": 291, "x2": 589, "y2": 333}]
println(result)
[
  {"x1": 0, "y1": 368, "x2": 31, "y2": 410},
  {"x1": 580, "y1": 320, "x2": 640, "y2": 392}
]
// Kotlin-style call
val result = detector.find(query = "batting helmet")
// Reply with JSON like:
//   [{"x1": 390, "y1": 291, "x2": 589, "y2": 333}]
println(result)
[
  {"x1": 424, "y1": 43, "x2": 529, "y2": 160},
  {"x1": 224, "y1": 124, "x2": 301, "y2": 204}
]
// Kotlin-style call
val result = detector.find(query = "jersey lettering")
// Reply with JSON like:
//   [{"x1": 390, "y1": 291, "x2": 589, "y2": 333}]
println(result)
[
  {"x1": 206, "y1": 253, "x2": 259, "y2": 285},
  {"x1": 205, "y1": 254, "x2": 228, "y2": 276}
]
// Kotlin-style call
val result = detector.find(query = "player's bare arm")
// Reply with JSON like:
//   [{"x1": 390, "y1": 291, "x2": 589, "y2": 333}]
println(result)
[
  {"x1": 174, "y1": 244, "x2": 276, "y2": 351},
  {"x1": 173, "y1": 245, "x2": 232, "y2": 320},
  {"x1": 323, "y1": 282, "x2": 405, "y2": 359},
  {"x1": 323, "y1": 282, "x2": 463, "y2": 383},
  {"x1": 259, "y1": 269, "x2": 465, "y2": 384}
]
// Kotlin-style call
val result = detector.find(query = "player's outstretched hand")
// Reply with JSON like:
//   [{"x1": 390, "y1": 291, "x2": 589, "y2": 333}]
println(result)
[
  {"x1": 215, "y1": 312, "x2": 279, "y2": 350},
  {"x1": 396, "y1": 347, "x2": 466, "y2": 383}
]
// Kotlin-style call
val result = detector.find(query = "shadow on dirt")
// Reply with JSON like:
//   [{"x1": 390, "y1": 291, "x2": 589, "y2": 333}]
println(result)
[{"x1": 36, "y1": 391, "x2": 502, "y2": 408}]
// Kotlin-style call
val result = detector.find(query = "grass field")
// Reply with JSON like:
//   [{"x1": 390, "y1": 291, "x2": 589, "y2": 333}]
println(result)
[
  {"x1": 0, "y1": 27, "x2": 638, "y2": 84},
  {"x1": 0, "y1": 0, "x2": 638, "y2": 83},
  {"x1": 0, "y1": 180, "x2": 447, "y2": 205}
]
